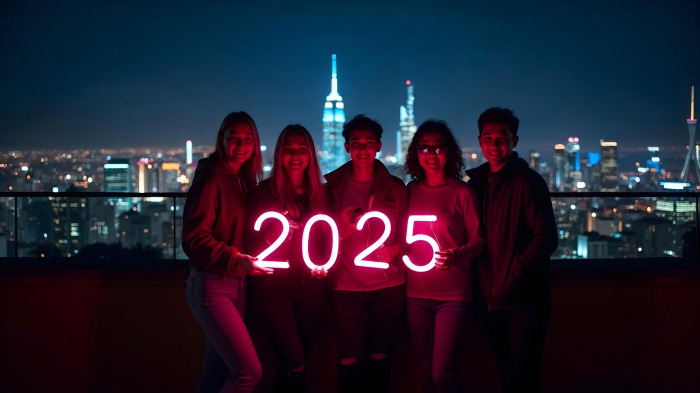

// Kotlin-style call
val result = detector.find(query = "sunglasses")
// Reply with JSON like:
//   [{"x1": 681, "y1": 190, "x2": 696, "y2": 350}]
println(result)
[{"x1": 417, "y1": 144, "x2": 446, "y2": 155}]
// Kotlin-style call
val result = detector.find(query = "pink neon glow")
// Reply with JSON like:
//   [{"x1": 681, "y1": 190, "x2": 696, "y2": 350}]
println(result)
[
  {"x1": 406, "y1": 80, "x2": 411, "y2": 85},
  {"x1": 402, "y1": 215, "x2": 439, "y2": 272},
  {"x1": 302, "y1": 214, "x2": 339, "y2": 271},
  {"x1": 354, "y1": 211, "x2": 391, "y2": 269},
  {"x1": 253, "y1": 212, "x2": 291, "y2": 269}
]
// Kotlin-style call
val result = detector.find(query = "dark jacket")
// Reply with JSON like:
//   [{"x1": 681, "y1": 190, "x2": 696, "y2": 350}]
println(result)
[
  {"x1": 324, "y1": 159, "x2": 409, "y2": 285},
  {"x1": 182, "y1": 155, "x2": 248, "y2": 276},
  {"x1": 245, "y1": 178, "x2": 334, "y2": 283},
  {"x1": 466, "y1": 152, "x2": 558, "y2": 315}
]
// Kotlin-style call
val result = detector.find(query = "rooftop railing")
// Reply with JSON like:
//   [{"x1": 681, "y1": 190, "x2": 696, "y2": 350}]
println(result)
[{"x1": 0, "y1": 191, "x2": 698, "y2": 267}]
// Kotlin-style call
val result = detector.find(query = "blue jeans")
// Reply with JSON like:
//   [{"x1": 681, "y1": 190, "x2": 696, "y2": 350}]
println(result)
[
  {"x1": 187, "y1": 269, "x2": 262, "y2": 393},
  {"x1": 406, "y1": 298, "x2": 470, "y2": 393}
]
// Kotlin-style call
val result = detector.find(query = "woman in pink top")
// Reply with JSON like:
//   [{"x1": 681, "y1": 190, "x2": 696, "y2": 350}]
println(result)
[{"x1": 403, "y1": 120, "x2": 484, "y2": 393}]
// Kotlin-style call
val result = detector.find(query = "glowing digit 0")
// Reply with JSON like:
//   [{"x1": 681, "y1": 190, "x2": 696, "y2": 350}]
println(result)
[
  {"x1": 302, "y1": 214, "x2": 339, "y2": 271},
  {"x1": 253, "y1": 212, "x2": 291, "y2": 269},
  {"x1": 354, "y1": 211, "x2": 391, "y2": 269},
  {"x1": 402, "y1": 215, "x2": 439, "y2": 272}
]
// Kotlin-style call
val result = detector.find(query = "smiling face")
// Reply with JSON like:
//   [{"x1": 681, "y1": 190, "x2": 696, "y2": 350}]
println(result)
[
  {"x1": 478, "y1": 122, "x2": 519, "y2": 171},
  {"x1": 417, "y1": 131, "x2": 448, "y2": 175},
  {"x1": 281, "y1": 132, "x2": 310, "y2": 176},
  {"x1": 345, "y1": 128, "x2": 382, "y2": 168},
  {"x1": 223, "y1": 122, "x2": 255, "y2": 171}
]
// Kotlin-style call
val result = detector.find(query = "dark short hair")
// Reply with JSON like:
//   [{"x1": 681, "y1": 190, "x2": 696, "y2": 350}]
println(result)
[
  {"x1": 405, "y1": 120, "x2": 465, "y2": 180},
  {"x1": 342, "y1": 114, "x2": 383, "y2": 143},
  {"x1": 477, "y1": 107, "x2": 520, "y2": 137}
]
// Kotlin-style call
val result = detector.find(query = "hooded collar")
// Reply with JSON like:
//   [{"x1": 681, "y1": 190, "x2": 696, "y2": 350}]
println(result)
[
  {"x1": 191, "y1": 154, "x2": 239, "y2": 188},
  {"x1": 325, "y1": 159, "x2": 394, "y2": 195}
]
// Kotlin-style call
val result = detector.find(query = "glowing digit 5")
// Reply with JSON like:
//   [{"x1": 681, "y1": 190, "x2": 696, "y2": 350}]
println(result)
[
  {"x1": 402, "y1": 215, "x2": 439, "y2": 272},
  {"x1": 302, "y1": 214, "x2": 339, "y2": 271},
  {"x1": 253, "y1": 212, "x2": 291, "y2": 269},
  {"x1": 354, "y1": 211, "x2": 391, "y2": 269}
]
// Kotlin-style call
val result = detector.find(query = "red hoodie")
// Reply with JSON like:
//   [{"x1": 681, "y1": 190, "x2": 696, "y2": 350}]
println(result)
[{"x1": 182, "y1": 155, "x2": 249, "y2": 276}]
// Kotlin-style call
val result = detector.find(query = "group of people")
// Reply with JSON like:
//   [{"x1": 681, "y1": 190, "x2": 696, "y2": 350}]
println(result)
[{"x1": 181, "y1": 107, "x2": 558, "y2": 393}]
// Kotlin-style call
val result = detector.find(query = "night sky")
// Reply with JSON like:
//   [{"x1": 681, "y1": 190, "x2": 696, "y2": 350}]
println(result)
[{"x1": 1, "y1": 0, "x2": 699, "y2": 158}]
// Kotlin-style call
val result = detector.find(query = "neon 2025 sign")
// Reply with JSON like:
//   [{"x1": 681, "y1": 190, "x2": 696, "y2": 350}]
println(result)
[{"x1": 254, "y1": 211, "x2": 439, "y2": 272}]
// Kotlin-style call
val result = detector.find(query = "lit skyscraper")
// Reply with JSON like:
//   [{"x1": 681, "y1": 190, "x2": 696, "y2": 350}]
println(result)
[
  {"x1": 396, "y1": 80, "x2": 417, "y2": 165},
  {"x1": 186, "y1": 140, "x2": 193, "y2": 166},
  {"x1": 553, "y1": 144, "x2": 565, "y2": 190},
  {"x1": 104, "y1": 159, "x2": 131, "y2": 193},
  {"x1": 137, "y1": 158, "x2": 157, "y2": 193},
  {"x1": 160, "y1": 162, "x2": 181, "y2": 192},
  {"x1": 320, "y1": 54, "x2": 346, "y2": 173},
  {"x1": 104, "y1": 158, "x2": 131, "y2": 214},
  {"x1": 600, "y1": 140, "x2": 618, "y2": 191},
  {"x1": 529, "y1": 149, "x2": 540, "y2": 171},
  {"x1": 564, "y1": 137, "x2": 581, "y2": 190},
  {"x1": 646, "y1": 146, "x2": 661, "y2": 173},
  {"x1": 680, "y1": 86, "x2": 700, "y2": 184}
]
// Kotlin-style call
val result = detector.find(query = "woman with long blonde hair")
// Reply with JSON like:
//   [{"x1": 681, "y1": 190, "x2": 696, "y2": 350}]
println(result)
[
  {"x1": 247, "y1": 124, "x2": 331, "y2": 393},
  {"x1": 183, "y1": 111, "x2": 272, "y2": 393}
]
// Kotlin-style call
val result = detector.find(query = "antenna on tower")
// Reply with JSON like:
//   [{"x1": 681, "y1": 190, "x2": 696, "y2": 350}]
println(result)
[
  {"x1": 691, "y1": 85, "x2": 695, "y2": 121},
  {"x1": 327, "y1": 54, "x2": 342, "y2": 101}
]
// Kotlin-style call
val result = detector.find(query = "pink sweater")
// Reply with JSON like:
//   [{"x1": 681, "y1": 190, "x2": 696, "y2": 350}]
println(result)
[{"x1": 405, "y1": 179, "x2": 484, "y2": 301}]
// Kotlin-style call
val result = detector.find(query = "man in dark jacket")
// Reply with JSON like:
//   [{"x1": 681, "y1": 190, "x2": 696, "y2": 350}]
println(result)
[
  {"x1": 325, "y1": 114, "x2": 408, "y2": 393},
  {"x1": 466, "y1": 107, "x2": 558, "y2": 393}
]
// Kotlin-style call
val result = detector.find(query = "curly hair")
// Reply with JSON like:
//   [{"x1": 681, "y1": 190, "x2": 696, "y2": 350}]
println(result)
[
  {"x1": 477, "y1": 107, "x2": 520, "y2": 137},
  {"x1": 405, "y1": 120, "x2": 465, "y2": 181}
]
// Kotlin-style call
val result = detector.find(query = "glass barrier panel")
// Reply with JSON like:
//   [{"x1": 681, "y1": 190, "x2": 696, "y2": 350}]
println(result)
[{"x1": 551, "y1": 195, "x2": 697, "y2": 259}]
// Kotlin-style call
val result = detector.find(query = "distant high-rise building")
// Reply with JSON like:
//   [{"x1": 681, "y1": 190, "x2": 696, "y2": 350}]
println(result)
[
  {"x1": 137, "y1": 158, "x2": 157, "y2": 193},
  {"x1": 646, "y1": 146, "x2": 661, "y2": 172},
  {"x1": 587, "y1": 152, "x2": 602, "y2": 191},
  {"x1": 680, "y1": 86, "x2": 700, "y2": 184},
  {"x1": 600, "y1": 140, "x2": 618, "y2": 191},
  {"x1": 529, "y1": 150, "x2": 540, "y2": 171},
  {"x1": 186, "y1": 140, "x2": 193, "y2": 166},
  {"x1": 553, "y1": 144, "x2": 565, "y2": 190},
  {"x1": 50, "y1": 196, "x2": 88, "y2": 257},
  {"x1": 396, "y1": 80, "x2": 417, "y2": 165},
  {"x1": 104, "y1": 159, "x2": 131, "y2": 193},
  {"x1": 564, "y1": 137, "x2": 581, "y2": 190},
  {"x1": 160, "y1": 162, "x2": 181, "y2": 192},
  {"x1": 320, "y1": 54, "x2": 346, "y2": 173},
  {"x1": 104, "y1": 158, "x2": 131, "y2": 214}
]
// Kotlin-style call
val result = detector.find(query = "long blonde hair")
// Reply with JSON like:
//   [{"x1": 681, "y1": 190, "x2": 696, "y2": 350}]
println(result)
[
  {"x1": 213, "y1": 111, "x2": 263, "y2": 192},
  {"x1": 270, "y1": 124, "x2": 326, "y2": 219}
]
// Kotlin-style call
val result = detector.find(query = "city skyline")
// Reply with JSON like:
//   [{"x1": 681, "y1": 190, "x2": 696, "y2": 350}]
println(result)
[{"x1": 1, "y1": 1, "x2": 699, "y2": 155}]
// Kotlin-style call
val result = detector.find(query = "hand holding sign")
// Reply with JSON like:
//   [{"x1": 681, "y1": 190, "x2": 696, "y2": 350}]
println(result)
[
  {"x1": 236, "y1": 252, "x2": 273, "y2": 275},
  {"x1": 434, "y1": 249, "x2": 454, "y2": 270}
]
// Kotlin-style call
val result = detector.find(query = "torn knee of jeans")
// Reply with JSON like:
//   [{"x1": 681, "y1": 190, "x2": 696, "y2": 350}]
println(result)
[
  {"x1": 290, "y1": 364, "x2": 305, "y2": 373},
  {"x1": 368, "y1": 353, "x2": 387, "y2": 360},
  {"x1": 339, "y1": 357, "x2": 357, "y2": 366}
]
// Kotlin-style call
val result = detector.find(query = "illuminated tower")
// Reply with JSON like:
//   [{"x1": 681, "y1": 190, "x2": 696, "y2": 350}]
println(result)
[
  {"x1": 186, "y1": 140, "x2": 193, "y2": 166},
  {"x1": 320, "y1": 54, "x2": 346, "y2": 173},
  {"x1": 564, "y1": 137, "x2": 581, "y2": 190},
  {"x1": 553, "y1": 144, "x2": 565, "y2": 190},
  {"x1": 680, "y1": 86, "x2": 700, "y2": 184},
  {"x1": 396, "y1": 80, "x2": 417, "y2": 165},
  {"x1": 104, "y1": 158, "x2": 132, "y2": 215},
  {"x1": 600, "y1": 140, "x2": 618, "y2": 191}
]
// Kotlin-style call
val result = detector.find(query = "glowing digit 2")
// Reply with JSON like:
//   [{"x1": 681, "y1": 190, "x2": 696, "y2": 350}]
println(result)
[
  {"x1": 354, "y1": 211, "x2": 391, "y2": 269},
  {"x1": 302, "y1": 214, "x2": 339, "y2": 271},
  {"x1": 402, "y1": 215, "x2": 439, "y2": 272},
  {"x1": 253, "y1": 212, "x2": 290, "y2": 269}
]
